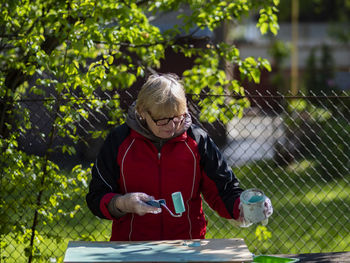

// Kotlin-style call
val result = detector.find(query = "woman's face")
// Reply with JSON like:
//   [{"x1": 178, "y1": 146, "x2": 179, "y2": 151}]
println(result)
[{"x1": 144, "y1": 112, "x2": 186, "y2": 139}]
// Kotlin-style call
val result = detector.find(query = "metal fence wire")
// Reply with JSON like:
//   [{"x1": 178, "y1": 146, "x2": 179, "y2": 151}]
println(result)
[{"x1": 1, "y1": 92, "x2": 350, "y2": 262}]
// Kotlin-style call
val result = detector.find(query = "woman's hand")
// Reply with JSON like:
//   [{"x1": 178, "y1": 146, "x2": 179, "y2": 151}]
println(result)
[
  {"x1": 111, "y1": 192, "x2": 162, "y2": 216},
  {"x1": 264, "y1": 197, "x2": 273, "y2": 218}
]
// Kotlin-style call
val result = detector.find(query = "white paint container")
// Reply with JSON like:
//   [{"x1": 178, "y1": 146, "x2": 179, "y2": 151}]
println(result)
[{"x1": 240, "y1": 188, "x2": 266, "y2": 224}]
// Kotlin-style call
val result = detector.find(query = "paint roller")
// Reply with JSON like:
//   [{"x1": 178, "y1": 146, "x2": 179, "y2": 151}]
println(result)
[{"x1": 145, "y1": 192, "x2": 185, "y2": 217}]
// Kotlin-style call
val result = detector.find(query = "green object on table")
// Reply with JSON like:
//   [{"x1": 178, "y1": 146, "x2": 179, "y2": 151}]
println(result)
[{"x1": 253, "y1": 255, "x2": 299, "y2": 263}]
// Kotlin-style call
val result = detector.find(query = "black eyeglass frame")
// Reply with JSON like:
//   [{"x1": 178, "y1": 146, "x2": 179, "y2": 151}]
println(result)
[{"x1": 148, "y1": 112, "x2": 187, "y2": 126}]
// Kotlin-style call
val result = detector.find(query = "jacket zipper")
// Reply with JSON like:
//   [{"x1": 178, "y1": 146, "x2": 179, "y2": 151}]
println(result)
[{"x1": 157, "y1": 151, "x2": 163, "y2": 239}]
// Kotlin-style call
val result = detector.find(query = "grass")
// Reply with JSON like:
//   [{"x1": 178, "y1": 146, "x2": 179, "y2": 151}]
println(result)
[{"x1": 2, "y1": 159, "x2": 350, "y2": 262}]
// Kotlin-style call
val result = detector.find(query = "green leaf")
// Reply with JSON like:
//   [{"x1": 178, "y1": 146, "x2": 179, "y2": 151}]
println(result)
[
  {"x1": 270, "y1": 22, "x2": 279, "y2": 35},
  {"x1": 73, "y1": 60, "x2": 79, "y2": 69},
  {"x1": 245, "y1": 56, "x2": 257, "y2": 66},
  {"x1": 259, "y1": 23, "x2": 269, "y2": 35},
  {"x1": 250, "y1": 68, "x2": 261, "y2": 83},
  {"x1": 107, "y1": 56, "x2": 114, "y2": 65}
]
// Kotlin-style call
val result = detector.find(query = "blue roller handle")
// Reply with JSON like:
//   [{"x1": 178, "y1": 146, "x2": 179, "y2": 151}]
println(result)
[
  {"x1": 145, "y1": 200, "x2": 160, "y2": 208},
  {"x1": 145, "y1": 199, "x2": 166, "y2": 208}
]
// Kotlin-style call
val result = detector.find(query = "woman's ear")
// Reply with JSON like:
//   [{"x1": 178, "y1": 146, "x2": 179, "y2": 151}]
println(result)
[{"x1": 139, "y1": 111, "x2": 146, "y2": 120}]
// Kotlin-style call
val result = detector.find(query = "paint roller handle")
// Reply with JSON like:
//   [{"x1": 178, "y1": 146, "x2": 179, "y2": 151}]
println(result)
[
  {"x1": 144, "y1": 200, "x2": 161, "y2": 208},
  {"x1": 146, "y1": 195, "x2": 186, "y2": 218},
  {"x1": 111, "y1": 192, "x2": 162, "y2": 216},
  {"x1": 144, "y1": 199, "x2": 166, "y2": 208}
]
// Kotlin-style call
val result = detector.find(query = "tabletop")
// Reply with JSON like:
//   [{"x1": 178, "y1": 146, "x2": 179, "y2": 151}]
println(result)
[{"x1": 63, "y1": 238, "x2": 253, "y2": 263}]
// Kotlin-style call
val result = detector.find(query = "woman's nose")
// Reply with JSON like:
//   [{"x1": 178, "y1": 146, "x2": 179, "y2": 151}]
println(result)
[{"x1": 166, "y1": 120, "x2": 176, "y2": 128}]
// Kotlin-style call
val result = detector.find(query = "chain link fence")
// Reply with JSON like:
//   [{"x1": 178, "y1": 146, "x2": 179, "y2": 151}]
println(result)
[{"x1": 2, "y1": 92, "x2": 350, "y2": 262}]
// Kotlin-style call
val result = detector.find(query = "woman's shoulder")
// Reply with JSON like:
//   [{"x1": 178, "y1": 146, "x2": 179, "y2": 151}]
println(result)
[
  {"x1": 108, "y1": 123, "x2": 131, "y2": 141},
  {"x1": 187, "y1": 123, "x2": 209, "y2": 141}
]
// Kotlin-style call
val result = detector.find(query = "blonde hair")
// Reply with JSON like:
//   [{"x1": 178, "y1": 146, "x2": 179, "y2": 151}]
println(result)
[{"x1": 136, "y1": 74, "x2": 187, "y2": 119}]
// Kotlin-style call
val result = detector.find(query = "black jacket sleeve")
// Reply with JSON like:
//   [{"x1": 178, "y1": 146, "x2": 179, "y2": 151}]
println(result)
[
  {"x1": 188, "y1": 124, "x2": 243, "y2": 218},
  {"x1": 85, "y1": 124, "x2": 130, "y2": 219}
]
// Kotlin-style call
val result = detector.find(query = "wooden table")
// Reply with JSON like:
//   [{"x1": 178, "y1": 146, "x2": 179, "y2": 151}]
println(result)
[{"x1": 63, "y1": 239, "x2": 253, "y2": 263}]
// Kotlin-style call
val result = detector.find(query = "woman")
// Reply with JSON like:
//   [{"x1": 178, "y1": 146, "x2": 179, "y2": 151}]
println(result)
[{"x1": 86, "y1": 73, "x2": 272, "y2": 241}]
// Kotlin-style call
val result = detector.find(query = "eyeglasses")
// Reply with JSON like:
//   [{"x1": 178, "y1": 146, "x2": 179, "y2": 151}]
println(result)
[{"x1": 148, "y1": 112, "x2": 187, "y2": 126}]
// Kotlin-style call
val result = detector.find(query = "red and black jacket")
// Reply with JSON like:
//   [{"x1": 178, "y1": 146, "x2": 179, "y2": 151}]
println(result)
[{"x1": 86, "y1": 123, "x2": 242, "y2": 241}]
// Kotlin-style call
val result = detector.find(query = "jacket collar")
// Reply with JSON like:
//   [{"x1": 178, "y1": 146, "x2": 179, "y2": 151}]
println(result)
[{"x1": 130, "y1": 128, "x2": 188, "y2": 143}]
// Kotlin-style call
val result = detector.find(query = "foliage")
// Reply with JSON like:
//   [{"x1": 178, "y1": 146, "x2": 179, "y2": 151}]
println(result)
[
  {"x1": 268, "y1": 40, "x2": 290, "y2": 94},
  {"x1": 303, "y1": 47, "x2": 318, "y2": 95},
  {"x1": 304, "y1": 44, "x2": 338, "y2": 98},
  {"x1": 318, "y1": 44, "x2": 337, "y2": 93},
  {"x1": 255, "y1": 225, "x2": 272, "y2": 241},
  {"x1": 277, "y1": 0, "x2": 350, "y2": 43},
  {"x1": 268, "y1": 40, "x2": 290, "y2": 67},
  {"x1": 1, "y1": 0, "x2": 279, "y2": 261},
  {"x1": 277, "y1": 0, "x2": 350, "y2": 23}
]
